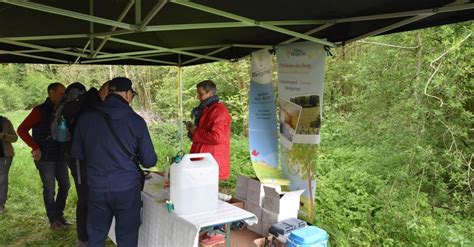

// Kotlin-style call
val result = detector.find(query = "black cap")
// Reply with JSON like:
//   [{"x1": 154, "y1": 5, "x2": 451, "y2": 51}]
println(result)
[{"x1": 109, "y1": 77, "x2": 137, "y2": 95}]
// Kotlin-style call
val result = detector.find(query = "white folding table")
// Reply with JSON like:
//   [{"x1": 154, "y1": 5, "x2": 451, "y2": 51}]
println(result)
[{"x1": 109, "y1": 174, "x2": 257, "y2": 247}]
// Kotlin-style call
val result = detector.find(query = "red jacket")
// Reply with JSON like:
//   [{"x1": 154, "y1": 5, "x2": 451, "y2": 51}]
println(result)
[{"x1": 190, "y1": 102, "x2": 231, "y2": 180}]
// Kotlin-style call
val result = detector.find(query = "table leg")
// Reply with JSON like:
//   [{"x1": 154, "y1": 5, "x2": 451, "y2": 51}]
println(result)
[{"x1": 225, "y1": 223, "x2": 231, "y2": 247}]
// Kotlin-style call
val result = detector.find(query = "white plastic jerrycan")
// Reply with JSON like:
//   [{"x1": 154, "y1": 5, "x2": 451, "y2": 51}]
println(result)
[{"x1": 170, "y1": 153, "x2": 219, "y2": 216}]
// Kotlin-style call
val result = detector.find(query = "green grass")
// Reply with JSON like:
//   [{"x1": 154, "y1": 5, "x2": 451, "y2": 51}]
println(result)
[{"x1": 0, "y1": 111, "x2": 114, "y2": 246}]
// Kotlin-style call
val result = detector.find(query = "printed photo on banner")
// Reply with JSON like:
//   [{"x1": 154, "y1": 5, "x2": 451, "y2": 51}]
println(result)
[
  {"x1": 290, "y1": 94, "x2": 321, "y2": 135},
  {"x1": 279, "y1": 98, "x2": 302, "y2": 149}
]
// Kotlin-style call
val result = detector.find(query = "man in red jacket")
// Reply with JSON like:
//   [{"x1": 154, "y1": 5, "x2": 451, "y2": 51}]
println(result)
[
  {"x1": 186, "y1": 80, "x2": 231, "y2": 180},
  {"x1": 17, "y1": 82, "x2": 70, "y2": 230}
]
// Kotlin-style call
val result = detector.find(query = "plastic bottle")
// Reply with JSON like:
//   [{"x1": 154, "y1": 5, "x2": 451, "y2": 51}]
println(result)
[
  {"x1": 170, "y1": 153, "x2": 219, "y2": 215},
  {"x1": 57, "y1": 117, "x2": 69, "y2": 142}
]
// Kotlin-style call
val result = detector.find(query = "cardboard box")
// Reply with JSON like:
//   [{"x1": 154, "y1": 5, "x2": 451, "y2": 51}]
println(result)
[
  {"x1": 262, "y1": 222, "x2": 272, "y2": 236},
  {"x1": 229, "y1": 229, "x2": 261, "y2": 247},
  {"x1": 236, "y1": 175, "x2": 250, "y2": 200},
  {"x1": 228, "y1": 197, "x2": 244, "y2": 209},
  {"x1": 252, "y1": 235, "x2": 285, "y2": 247},
  {"x1": 262, "y1": 208, "x2": 298, "y2": 225},
  {"x1": 245, "y1": 202, "x2": 263, "y2": 235},
  {"x1": 263, "y1": 186, "x2": 304, "y2": 214},
  {"x1": 246, "y1": 178, "x2": 265, "y2": 206},
  {"x1": 244, "y1": 202, "x2": 262, "y2": 219},
  {"x1": 247, "y1": 179, "x2": 282, "y2": 207},
  {"x1": 247, "y1": 221, "x2": 263, "y2": 235}
]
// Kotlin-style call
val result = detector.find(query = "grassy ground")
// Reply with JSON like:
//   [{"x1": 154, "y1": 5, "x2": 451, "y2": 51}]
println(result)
[{"x1": 0, "y1": 111, "x2": 113, "y2": 246}]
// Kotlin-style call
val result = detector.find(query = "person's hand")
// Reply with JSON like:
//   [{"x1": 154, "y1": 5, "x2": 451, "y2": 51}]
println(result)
[
  {"x1": 185, "y1": 121, "x2": 195, "y2": 132},
  {"x1": 32, "y1": 149, "x2": 42, "y2": 161}
]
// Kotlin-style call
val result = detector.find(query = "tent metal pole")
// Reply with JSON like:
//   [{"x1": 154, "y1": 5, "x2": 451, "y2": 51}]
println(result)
[
  {"x1": 92, "y1": 0, "x2": 135, "y2": 58},
  {"x1": 182, "y1": 45, "x2": 232, "y2": 65},
  {"x1": 345, "y1": 15, "x2": 431, "y2": 45},
  {"x1": 0, "y1": 48, "x2": 72, "y2": 54},
  {"x1": 343, "y1": 1, "x2": 466, "y2": 45},
  {"x1": 170, "y1": 0, "x2": 334, "y2": 47},
  {"x1": 146, "y1": 22, "x2": 252, "y2": 31},
  {"x1": 0, "y1": 39, "x2": 89, "y2": 58},
  {"x1": 90, "y1": 29, "x2": 135, "y2": 38},
  {"x1": 177, "y1": 64, "x2": 184, "y2": 151},
  {"x1": 0, "y1": 50, "x2": 68, "y2": 63},
  {"x1": 232, "y1": 44, "x2": 272, "y2": 49},
  {"x1": 81, "y1": 55, "x2": 177, "y2": 65},
  {"x1": 89, "y1": 0, "x2": 95, "y2": 56},
  {"x1": 0, "y1": 0, "x2": 137, "y2": 30},
  {"x1": 74, "y1": 41, "x2": 91, "y2": 64},
  {"x1": 135, "y1": 0, "x2": 141, "y2": 24},
  {"x1": 5, "y1": 34, "x2": 88, "y2": 41},
  {"x1": 140, "y1": 0, "x2": 168, "y2": 29},
  {"x1": 333, "y1": 2, "x2": 474, "y2": 23},
  {"x1": 281, "y1": 24, "x2": 334, "y2": 45},
  {"x1": 79, "y1": 47, "x2": 177, "y2": 65},
  {"x1": 93, "y1": 45, "x2": 233, "y2": 61},
  {"x1": 96, "y1": 50, "x2": 164, "y2": 59},
  {"x1": 106, "y1": 37, "x2": 227, "y2": 62}
]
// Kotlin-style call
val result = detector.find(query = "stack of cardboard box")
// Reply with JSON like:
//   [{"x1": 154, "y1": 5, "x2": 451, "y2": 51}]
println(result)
[
  {"x1": 261, "y1": 186, "x2": 304, "y2": 236},
  {"x1": 235, "y1": 175, "x2": 304, "y2": 236},
  {"x1": 236, "y1": 176, "x2": 265, "y2": 235}
]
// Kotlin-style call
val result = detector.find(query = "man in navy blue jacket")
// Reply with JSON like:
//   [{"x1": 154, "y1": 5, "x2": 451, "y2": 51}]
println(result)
[{"x1": 72, "y1": 77, "x2": 157, "y2": 247}]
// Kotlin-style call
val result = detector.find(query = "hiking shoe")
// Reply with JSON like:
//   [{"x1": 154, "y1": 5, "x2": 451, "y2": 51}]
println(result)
[
  {"x1": 50, "y1": 220, "x2": 67, "y2": 230},
  {"x1": 58, "y1": 216, "x2": 72, "y2": 226},
  {"x1": 0, "y1": 205, "x2": 4, "y2": 213}
]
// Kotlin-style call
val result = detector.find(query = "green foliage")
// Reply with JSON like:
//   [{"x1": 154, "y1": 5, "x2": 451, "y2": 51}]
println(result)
[
  {"x1": 0, "y1": 22, "x2": 472, "y2": 246},
  {"x1": 320, "y1": 22, "x2": 473, "y2": 245}
]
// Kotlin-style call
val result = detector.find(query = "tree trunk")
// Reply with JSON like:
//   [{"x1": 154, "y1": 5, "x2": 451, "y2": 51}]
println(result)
[{"x1": 108, "y1": 65, "x2": 113, "y2": 79}]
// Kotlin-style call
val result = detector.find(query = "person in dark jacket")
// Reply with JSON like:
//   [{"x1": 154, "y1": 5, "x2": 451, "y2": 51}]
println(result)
[
  {"x1": 0, "y1": 115, "x2": 18, "y2": 213},
  {"x1": 62, "y1": 83, "x2": 101, "y2": 246},
  {"x1": 72, "y1": 77, "x2": 157, "y2": 247},
  {"x1": 17, "y1": 82, "x2": 71, "y2": 230}
]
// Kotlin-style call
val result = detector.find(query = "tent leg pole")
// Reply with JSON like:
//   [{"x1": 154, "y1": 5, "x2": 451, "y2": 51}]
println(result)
[{"x1": 177, "y1": 65, "x2": 183, "y2": 151}]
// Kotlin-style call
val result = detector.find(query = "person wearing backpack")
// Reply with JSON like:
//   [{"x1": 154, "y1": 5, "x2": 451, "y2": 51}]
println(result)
[
  {"x1": 72, "y1": 77, "x2": 157, "y2": 247},
  {"x1": 0, "y1": 115, "x2": 18, "y2": 213},
  {"x1": 17, "y1": 82, "x2": 71, "y2": 230},
  {"x1": 54, "y1": 82, "x2": 91, "y2": 245}
]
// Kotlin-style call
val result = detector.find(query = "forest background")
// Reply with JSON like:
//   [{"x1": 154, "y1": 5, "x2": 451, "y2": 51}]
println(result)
[{"x1": 0, "y1": 22, "x2": 472, "y2": 246}]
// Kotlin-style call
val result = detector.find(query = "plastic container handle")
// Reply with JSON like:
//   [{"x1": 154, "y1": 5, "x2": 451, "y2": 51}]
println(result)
[{"x1": 185, "y1": 153, "x2": 213, "y2": 161}]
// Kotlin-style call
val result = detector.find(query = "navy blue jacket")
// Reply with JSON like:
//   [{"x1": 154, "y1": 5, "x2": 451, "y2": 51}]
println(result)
[
  {"x1": 33, "y1": 98, "x2": 64, "y2": 161},
  {"x1": 71, "y1": 94, "x2": 157, "y2": 192}
]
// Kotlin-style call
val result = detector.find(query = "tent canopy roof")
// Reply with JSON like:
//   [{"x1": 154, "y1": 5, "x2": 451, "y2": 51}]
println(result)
[{"x1": 0, "y1": 0, "x2": 473, "y2": 66}]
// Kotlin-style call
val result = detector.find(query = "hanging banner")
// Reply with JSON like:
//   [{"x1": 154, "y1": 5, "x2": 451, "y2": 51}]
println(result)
[
  {"x1": 248, "y1": 49, "x2": 287, "y2": 185},
  {"x1": 277, "y1": 42, "x2": 326, "y2": 222}
]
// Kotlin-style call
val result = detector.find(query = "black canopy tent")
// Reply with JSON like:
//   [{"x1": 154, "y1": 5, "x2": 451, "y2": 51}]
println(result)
[{"x1": 0, "y1": 0, "x2": 473, "y2": 66}]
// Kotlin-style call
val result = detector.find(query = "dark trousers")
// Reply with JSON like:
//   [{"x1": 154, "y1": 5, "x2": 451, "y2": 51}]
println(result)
[
  {"x1": 34, "y1": 160, "x2": 70, "y2": 223},
  {"x1": 0, "y1": 157, "x2": 13, "y2": 206},
  {"x1": 67, "y1": 157, "x2": 89, "y2": 242},
  {"x1": 88, "y1": 185, "x2": 142, "y2": 247}
]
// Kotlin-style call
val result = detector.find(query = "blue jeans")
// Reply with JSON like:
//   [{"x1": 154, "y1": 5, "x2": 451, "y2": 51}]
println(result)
[
  {"x1": 34, "y1": 160, "x2": 70, "y2": 223},
  {"x1": 0, "y1": 157, "x2": 13, "y2": 207},
  {"x1": 87, "y1": 186, "x2": 142, "y2": 247}
]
